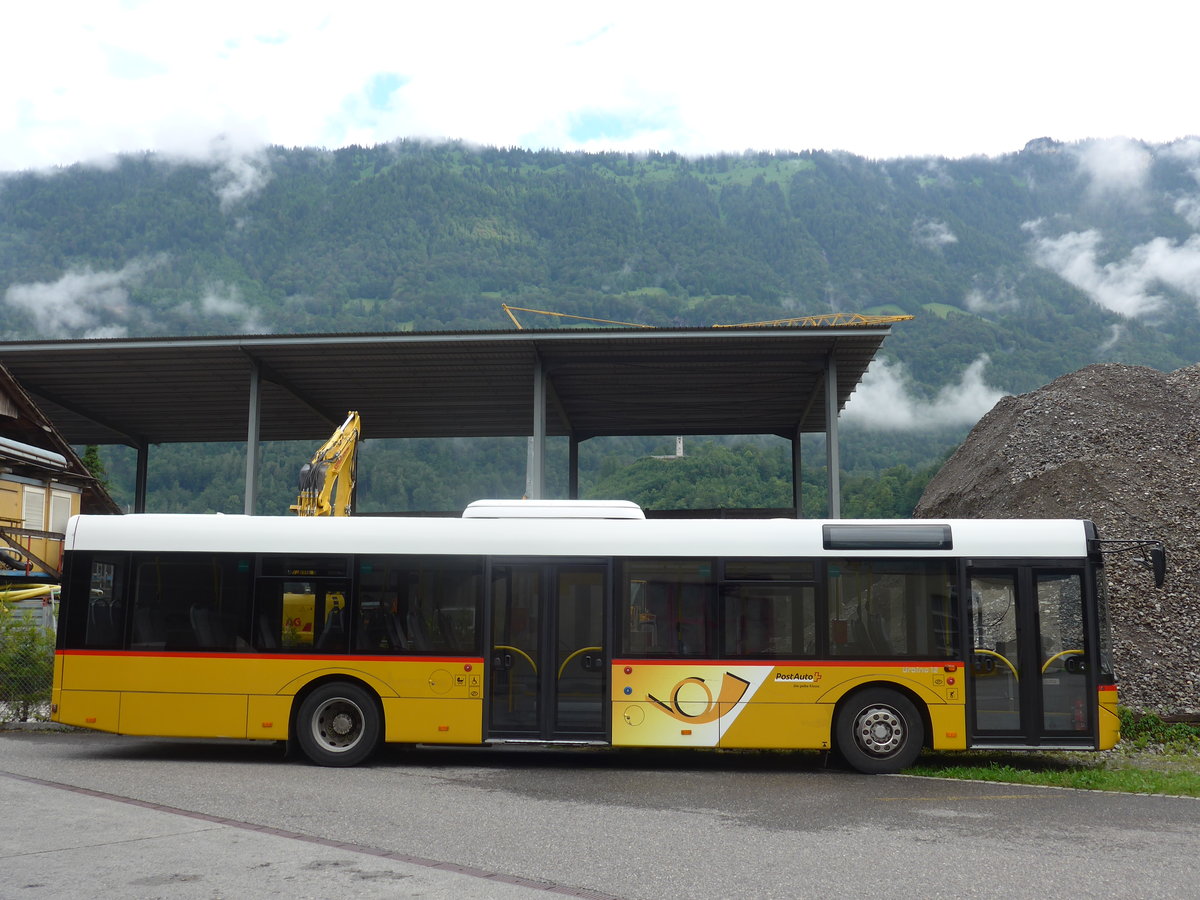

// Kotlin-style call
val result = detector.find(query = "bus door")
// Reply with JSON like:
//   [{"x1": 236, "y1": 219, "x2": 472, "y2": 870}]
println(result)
[
  {"x1": 966, "y1": 566, "x2": 1094, "y2": 746},
  {"x1": 488, "y1": 562, "x2": 608, "y2": 741}
]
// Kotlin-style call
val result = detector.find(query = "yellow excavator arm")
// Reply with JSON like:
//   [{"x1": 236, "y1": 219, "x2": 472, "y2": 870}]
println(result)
[{"x1": 289, "y1": 411, "x2": 361, "y2": 516}]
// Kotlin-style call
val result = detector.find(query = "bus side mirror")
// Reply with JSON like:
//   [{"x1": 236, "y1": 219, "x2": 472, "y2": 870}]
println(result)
[{"x1": 1150, "y1": 546, "x2": 1166, "y2": 588}]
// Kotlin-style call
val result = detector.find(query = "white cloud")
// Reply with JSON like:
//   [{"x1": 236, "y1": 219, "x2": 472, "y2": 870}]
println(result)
[
  {"x1": 2, "y1": 260, "x2": 160, "y2": 338},
  {"x1": 197, "y1": 285, "x2": 269, "y2": 333},
  {"x1": 1164, "y1": 139, "x2": 1200, "y2": 230},
  {"x1": 964, "y1": 282, "x2": 1021, "y2": 315},
  {"x1": 842, "y1": 355, "x2": 1007, "y2": 431},
  {"x1": 1075, "y1": 138, "x2": 1153, "y2": 198},
  {"x1": 1029, "y1": 225, "x2": 1200, "y2": 317},
  {"x1": 2, "y1": 3, "x2": 1199, "y2": 171},
  {"x1": 1, "y1": 261, "x2": 273, "y2": 338},
  {"x1": 205, "y1": 138, "x2": 273, "y2": 210},
  {"x1": 913, "y1": 219, "x2": 957, "y2": 249},
  {"x1": 1163, "y1": 138, "x2": 1200, "y2": 165},
  {"x1": 1097, "y1": 323, "x2": 1124, "y2": 353},
  {"x1": 1175, "y1": 196, "x2": 1200, "y2": 230}
]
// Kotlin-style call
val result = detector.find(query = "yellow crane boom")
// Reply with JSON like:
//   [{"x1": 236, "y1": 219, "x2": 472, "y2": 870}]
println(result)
[
  {"x1": 290, "y1": 411, "x2": 361, "y2": 517},
  {"x1": 501, "y1": 304, "x2": 913, "y2": 330},
  {"x1": 712, "y1": 313, "x2": 915, "y2": 328}
]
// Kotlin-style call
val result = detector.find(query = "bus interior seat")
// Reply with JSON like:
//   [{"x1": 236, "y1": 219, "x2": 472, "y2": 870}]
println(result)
[
  {"x1": 87, "y1": 601, "x2": 119, "y2": 646},
  {"x1": 256, "y1": 613, "x2": 279, "y2": 650},
  {"x1": 676, "y1": 623, "x2": 701, "y2": 655},
  {"x1": 437, "y1": 610, "x2": 459, "y2": 650},
  {"x1": 384, "y1": 613, "x2": 408, "y2": 650},
  {"x1": 132, "y1": 606, "x2": 162, "y2": 647},
  {"x1": 407, "y1": 610, "x2": 431, "y2": 651},
  {"x1": 316, "y1": 606, "x2": 345, "y2": 651},
  {"x1": 190, "y1": 605, "x2": 226, "y2": 649},
  {"x1": 866, "y1": 613, "x2": 892, "y2": 655}
]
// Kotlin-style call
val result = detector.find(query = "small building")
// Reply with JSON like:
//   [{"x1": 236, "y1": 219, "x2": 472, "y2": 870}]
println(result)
[{"x1": 0, "y1": 363, "x2": 120, "y2": 583}]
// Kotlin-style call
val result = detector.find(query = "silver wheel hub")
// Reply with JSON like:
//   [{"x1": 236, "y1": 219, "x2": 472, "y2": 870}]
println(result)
[
  {"x1": 312, "y1": 698, "x2": 363, "y2": 752},
  {"x1": 856, "y1": 705, "x2": 904, "y2": 756}
]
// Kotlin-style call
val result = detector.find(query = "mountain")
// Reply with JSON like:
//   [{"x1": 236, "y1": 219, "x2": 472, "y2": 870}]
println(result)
[{"x1": 2, "y1": 138, "x2": 1198, "y2": 513}]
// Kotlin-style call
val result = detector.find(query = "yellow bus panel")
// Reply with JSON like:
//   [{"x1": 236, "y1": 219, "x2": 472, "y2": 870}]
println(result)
[
  {"x1": 247, "y1": 695, "x2": 294, "y2": 740},
  {"x1": 120, "y1": 692, "x2": 248, "y2": 739},
  {"x1": 382, "y1": 697, "x2": 483, "y2": 744},
  {"x1": 717, "y1": 702, "x2": 836, "y2": 750},
  {"x1": 54, "y1": 651, "x2": 485, "y2": 742},
  {"x1": 56, "y1": 690, "x2": 121, "y2": 733},
  {"x1": 611, "y1": 660, "x2": 967, "y2": 751}
]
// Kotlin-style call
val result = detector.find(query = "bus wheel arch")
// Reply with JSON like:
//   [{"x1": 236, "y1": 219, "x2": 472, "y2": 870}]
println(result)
[
  {"x1": 833, "y1": 684, "x2": 927, "y2": 774},
  {"x1": 290, "y1": 677, "x2": 384, "y2": 767}
]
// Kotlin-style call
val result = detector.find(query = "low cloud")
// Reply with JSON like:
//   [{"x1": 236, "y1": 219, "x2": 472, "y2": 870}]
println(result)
[
  {"x1": 1075, "y1": 138, "x2": 1153, "y2": 199},
  {"x1": 842, "y1": 355, "x2": 1007, "y2": 431},
  {"x1": 196, "y1": 284, "x2": 269, "y2": 333},
  {"x1": 1163, "y1": 138, "x2": 1200, "y2": 165},
  {"x1": 964, "y1": 283, "x2": 1021, "y2": 315},
  {"x1": 1175, "y1": 196, "x2": 1200, "y2": 229},
  {"x1": 205, "y1": 136, "x2": 273, "y2": 210},
  {"x1": 1097, "y1": 323, "x2": 1124, "y2": 353},
  {"x1": 1028, "y1": 224, "x2": 1200, "y2": 317},
  {"x1": 2, "y1": 259, "x2": 162, "y2": 338},
  {"x1": 913, "y1": 218, "x2": 957, "y2": 250},
  {"x1": 1165, "y1": 139, "x2": 1200, "y2": 230},
  {"x1": 2, "y1": 261, "x2": 271, "y2": 338}
]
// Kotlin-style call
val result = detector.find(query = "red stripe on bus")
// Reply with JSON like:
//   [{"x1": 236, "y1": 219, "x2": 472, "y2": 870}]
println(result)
[
  {"x1": 610, "y1": 658, "x2": 961, "y2": 668},
  {"x1": 1098, "y1": 683, "x2": 1118, "y2": 691},
  {"x1": 56, "y1": 649, "x2": 484, "y2": 664}
]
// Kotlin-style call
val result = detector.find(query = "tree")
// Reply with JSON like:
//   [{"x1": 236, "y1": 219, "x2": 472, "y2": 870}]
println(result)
[
  {"x1": 81, "y1": 444, "x2": 109, "y2": 490},
  {"x1": 0, "y1": 602, "x2": 56, "y2": 722}
]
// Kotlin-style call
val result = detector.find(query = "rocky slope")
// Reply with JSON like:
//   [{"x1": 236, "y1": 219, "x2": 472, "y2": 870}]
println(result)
[{"x1": 915, "y1": 363, "x2": 1199, "y2": 714}]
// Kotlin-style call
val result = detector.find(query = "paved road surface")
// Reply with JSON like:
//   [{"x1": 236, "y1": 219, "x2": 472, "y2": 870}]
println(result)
[{"x1": 1, "y1": 729, "x2": 1197, "y2": 899}]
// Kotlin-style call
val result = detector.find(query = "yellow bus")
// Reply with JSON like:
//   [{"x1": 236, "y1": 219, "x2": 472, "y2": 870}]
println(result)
[{"x1": 51, "y1": 501, "x2": 1164, "y2": 773}]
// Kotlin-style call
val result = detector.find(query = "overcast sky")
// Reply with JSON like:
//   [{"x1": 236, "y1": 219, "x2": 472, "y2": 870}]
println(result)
[{"x1": 2, "y1": 1, "x2": 1194, "y2": 173}]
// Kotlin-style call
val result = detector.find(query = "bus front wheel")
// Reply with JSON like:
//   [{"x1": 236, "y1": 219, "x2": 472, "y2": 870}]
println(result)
[
  {"x1": 835, "y1": 688, "x2": 924, "y2": 774},
  {"x1": 294, "y1": 682, "x2": 381, "y2": 767}
]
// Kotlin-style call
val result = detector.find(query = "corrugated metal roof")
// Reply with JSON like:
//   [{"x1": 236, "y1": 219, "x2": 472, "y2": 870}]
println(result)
[{"x1": 0, "y1": 326, "x2": 893, "y2": 446}]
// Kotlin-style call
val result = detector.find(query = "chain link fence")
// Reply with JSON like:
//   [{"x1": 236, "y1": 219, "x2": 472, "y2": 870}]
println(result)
[{"x1": 0, "y1": 587, "x2": 57, "y2": 723}]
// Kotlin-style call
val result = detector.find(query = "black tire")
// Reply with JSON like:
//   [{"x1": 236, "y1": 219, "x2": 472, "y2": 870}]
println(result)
[
  {"x1": 294, "y1": 682, "x2": 381, "y2": 767},
  {"x1": 835, "y1": 688, "x2": 924, "y2": 774}
]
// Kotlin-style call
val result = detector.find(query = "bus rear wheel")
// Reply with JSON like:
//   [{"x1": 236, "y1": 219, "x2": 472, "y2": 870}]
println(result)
[
  {"x1": 835, "y1": 688, "x2": 923, "y2": 774},
  {"x1": 295, "y1": 682, "x2": 381, "y2": 767}
]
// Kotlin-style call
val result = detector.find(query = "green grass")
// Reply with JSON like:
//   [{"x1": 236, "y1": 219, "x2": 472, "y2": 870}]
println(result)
[
  {"x1": 906, "y1": 711, "x2": 1200, "y2": 797},
  {"x1": 920, "y1": 302, "x2": 972, "y2": 319},
  {"x1": 861, "y1": 304, "x2": 910, "y2": 317}
]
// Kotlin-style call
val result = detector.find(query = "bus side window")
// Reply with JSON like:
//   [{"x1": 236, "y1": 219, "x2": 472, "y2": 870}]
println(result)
[
  {"x1": 721, "y1": 584, "x2": 815, "y2": 657},
  {"x1": 621, "y1": 560, "x2": 715, "y2": 658},
  {"x1": 356, "y1": 557, "x2": 482, "y2": 655},
  {"x1": 827, "y1": 559, "x2": 957, "y2": 659},
  {"x1": 130, "y1": 555, "x2": 253, "y2": 651},
  {"x1": 83, "y1": 558, "x2": 125, "y2": 649}
]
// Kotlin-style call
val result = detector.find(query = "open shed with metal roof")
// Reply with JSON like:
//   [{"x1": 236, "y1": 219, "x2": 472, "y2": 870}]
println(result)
[{"x1": 0, "y1": 323, "x2": 900, "y2": 516}]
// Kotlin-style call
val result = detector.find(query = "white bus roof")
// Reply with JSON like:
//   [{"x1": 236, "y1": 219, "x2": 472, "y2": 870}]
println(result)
[
  {"x1": 65, "y1": 513, "x2": 1094, "y2": 560},
  {"x1": 462, "y1": 499, "x2": 645, "y2": 519}
]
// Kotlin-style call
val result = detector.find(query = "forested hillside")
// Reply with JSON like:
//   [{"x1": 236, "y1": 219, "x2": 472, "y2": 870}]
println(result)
[{"x1": 3, "y1": 138, "x2": 1198, "y2": 514}]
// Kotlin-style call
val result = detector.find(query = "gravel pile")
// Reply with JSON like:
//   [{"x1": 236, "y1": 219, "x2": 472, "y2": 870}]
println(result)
[{"x1": 915, "y1": 363, "x2": 1199, "y2": 715}]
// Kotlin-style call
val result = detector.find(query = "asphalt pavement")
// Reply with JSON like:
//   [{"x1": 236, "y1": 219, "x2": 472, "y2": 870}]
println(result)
[
  {"x1": 3, "y1": 725, "x2": 1199, "y2": 900},
  {"x1": 0, "y1": 734, "x2": 611, "y2": 900}
]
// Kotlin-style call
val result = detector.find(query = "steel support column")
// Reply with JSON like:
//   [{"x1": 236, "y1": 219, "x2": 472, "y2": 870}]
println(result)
[
  {"x1": 568, "y1": 435, "x2": 580, "y2": 500},
  {"x1": 825, "y1": 352, "x2": 841, "y2": 518},
  {"x1": 792, "y1": 424, "x2": 803, "y2": 518},
  {"x1": 244, "y1": 360, "x2": 262, "y2": 515},
  {"x1": 133, "y1": 441, "x2": 149, "y2": 513},
  {"x1": 525, "y1": 355, "x2": 546, "y2": 499}
]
